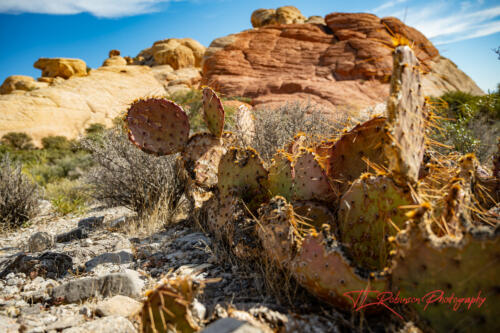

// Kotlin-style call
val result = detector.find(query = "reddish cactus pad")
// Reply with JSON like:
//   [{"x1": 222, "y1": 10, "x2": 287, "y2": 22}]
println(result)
[
  {"x1": 203, "y1": 87, "x2": 225, "y2": 138},
  {"x1": 126, "y1": 98, "x2": 189, "y2": 155},
  {"x1": 316, "y1": 117, "x2": 388, "y2": 194}
]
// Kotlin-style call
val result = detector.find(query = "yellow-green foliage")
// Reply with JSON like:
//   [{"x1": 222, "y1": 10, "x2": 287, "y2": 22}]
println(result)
[
  {"x1": 431, "y1": 87, "x2": 500, "y2": 159},
  {"x1": 45, "y1": 178, "x2": 89, "y2": 216}
]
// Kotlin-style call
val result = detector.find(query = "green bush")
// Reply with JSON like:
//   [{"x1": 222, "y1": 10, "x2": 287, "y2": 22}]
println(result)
[
  {"x1": 431, "y1": 88, "x2": 500, "y2": 159},
  {"x1": 0, "y1": 155, "x2": 40, "y2": 229},
  {"x1": 41, "y1": 136, "x2": 72, "y2": 151},
  {"x1": 1, "y1": 132, "x2": 35, "y2": 150},
  {"x1": 45, "y1": 179, "x2": 88, "y2": 216}
]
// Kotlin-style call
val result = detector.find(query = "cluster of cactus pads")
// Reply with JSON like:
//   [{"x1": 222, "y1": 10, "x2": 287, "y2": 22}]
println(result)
[{"x1": 128, "y1": 46, "x2": 499, "y2": 332}]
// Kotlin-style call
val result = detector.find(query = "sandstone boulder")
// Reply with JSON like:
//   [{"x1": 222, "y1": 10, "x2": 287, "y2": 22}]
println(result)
[
  {"x1": 34, "y1": 58, "x2": 87, "y2": 79},
  {"x1": 306, "y1": 16, "x2": 325, "y2": 25},
  {"x1": 251, "y1": 6, "x2": 306, "y2": 27},
  {"x1": 0, "y1": 75, "x2": 47, "y2": 94},
  {"x1": 0, "y1": 65, "x2": 165, "y2": 145},
  {"x1": 102, "y1": 56, "x2": 127, "y2": 67},
  {"x1": 109, "y1": 49, "x2": 121, "y2": 57},
  {"x1": 202, "y1": 12, "x2": 483, "y2": 116},
  {"x1": 136, "y1": 38, "x2": 205, "y2": 69}
]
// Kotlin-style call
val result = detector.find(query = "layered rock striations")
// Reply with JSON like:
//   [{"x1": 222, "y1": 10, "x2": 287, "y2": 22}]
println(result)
[{"x1": 202, "y1": 11, "x2": 483, "y2": 114}]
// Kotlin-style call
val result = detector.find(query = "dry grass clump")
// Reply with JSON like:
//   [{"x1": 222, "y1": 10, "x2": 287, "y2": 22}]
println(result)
[
  {"x1": 247, "y1": 102, "x2": 339, "y2": 162},
  {"x1": 0, "y1": 155, "x2": 40, "y2": 229},
  {"x1": 81, "y1": 126, "x2": 185, "y2": 217}
]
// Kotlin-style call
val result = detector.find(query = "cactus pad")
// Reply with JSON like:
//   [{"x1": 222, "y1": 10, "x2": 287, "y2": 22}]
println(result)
[
  {"x1": 338, "y1": 175, "x2": 416, "y2": 271},
  {"x1": 140, "y1": 277, "x2": 200, "y2": 333},
  {"x1": 182, "y1": 133, "x2": 227, "y2": 188},
  {"x1": 217, "y1": 147, "x2": 268, "y2": 209},
  {"x1": 126, "y1": 98, "x2": 189, "y2": 155},
  {"x1": 384, "y1": 46, "x2": 427, "y2": 183},
  {"x1": 257, "y1": 196, "x2": 302, "y2": 266},
  {"x1": 392, "y1": 224, "x2": 500, "y2": 332},
  {"x1": 293, "y1": 201, "x2": 336, "y2": 230},
  {"x1": 293, "y1": 149, "x2": 337, "y2": 202},
  {"x1": 290, "y1": 229, "x2": 387, "y2": 309},
  {"x1": 317, "y1": 117, "x2": 388, "y2": 194},
  {"x1": 203, "y1": 87, "x2": 225, "y2": 138},
  {"x1": 268, "y1": 151, "x2": 295, "y2": 201}
]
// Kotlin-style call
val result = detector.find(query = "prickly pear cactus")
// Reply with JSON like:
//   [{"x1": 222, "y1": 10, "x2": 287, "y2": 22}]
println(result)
[
  {"x1": 140, "y1": 277, "x2": 201, "y2": 333},
  {"x1": 257, "y1": 196, "x2": 301, "y2": 266},
  {"x1": 338, "y1": 175, "x2": 417, "y2": 271},
  {"x1": 202, "y1": 87, "x2": 225, "y2": 138},
  {"x1": 293, "y1": 148, "x2": 337, "y2": 202},
  {"x1": 392, "y1": 223, "x2": 500, "y2": 332},
  {"x1": 384, "y1": 46, "x2": 427, "y2": 183},
  {"x1": 268, "y1": 151, "x2": 295, "y2": 201},
  {"x1": 293, "y1": 201, "x2": 336, "y2": 230},
  {"x1": 315, "y1": 117, "x2": 388, "y2": 194},
  {"x1": 217, "y1": 147, "x2": 268, "y2": 209},
  {"x1": 182, "y1": 132, "x2": 229, "y2": 188},
  {"x1": 126, "y1": 98, "x2": 190, "y2": 155},
  {"x1": 290, "y1": 227, "x2": 387, "y2": 309}
]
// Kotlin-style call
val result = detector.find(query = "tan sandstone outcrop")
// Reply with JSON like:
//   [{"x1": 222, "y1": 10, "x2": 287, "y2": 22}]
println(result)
[
  {"x1": 202, "y1": 12, "x2": 483, "y2": 115},
  {"x1": 102, "y1": 49, "x2": 128, "y2": 67},
  {"x1": 251, "y1": 6, "x2": 307, "y2": 27},
  {"x1": 0, "y1": 66, "x2": 165, "y2": 145},
  {"x1": 33, "y1": 58, "x2": 88, "y2": 79},
  {"x1": 135, "y1": 38, "x2": 206, "y2": 69},
  {"x1": 0, "y1": 75, "x2": 48, "y2": 94}
]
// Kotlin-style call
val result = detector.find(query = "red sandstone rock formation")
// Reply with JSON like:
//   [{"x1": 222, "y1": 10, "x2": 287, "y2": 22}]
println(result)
[{"x1": 202, "y1": 13, "x2": 482, "y2": 116}]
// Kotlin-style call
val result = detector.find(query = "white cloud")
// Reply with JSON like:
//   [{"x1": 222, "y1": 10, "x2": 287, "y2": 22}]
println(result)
[
  {"x1": 0, "y1": 0, "x2": 176, "y2": 18},
  {"x1": 372, "y1": 0, "x2": 408, "y2": 13},
  {"x1": 378, "y1": 1, "x2": 500, "y2": 45}
]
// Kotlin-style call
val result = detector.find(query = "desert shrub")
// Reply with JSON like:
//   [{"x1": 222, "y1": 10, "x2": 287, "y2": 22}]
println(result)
[
  {"x1": 81, "y1": 126, "x2": 184, "y2": 216},
  {"x1": 1, "y1": 132, "x2": 35, "y2": 150},
  {"x1": 41, "y1": 136, "x2": 72, "y2": 151},
  {"x1": 247, "y1": 102, "x2": 338, "y2": 162},
  {"x1": 26, "y1": 150, "x2": 92, "y2": 186},
  {"x1": 84, "y1": 123, "x2": 107, "y2": 143},
  {"x1": 45, "y1": 178, "x2": 89, "y2": 215},
  {"x1": 431, "y1": 89, "x2": 500, "y2": 160},
  {"x1": 0, "y1": 155, "x2": 40, "y2": 229}
]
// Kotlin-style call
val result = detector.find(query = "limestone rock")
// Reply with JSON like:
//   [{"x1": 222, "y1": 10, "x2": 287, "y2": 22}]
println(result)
[
  {"x1": 51, "y1": 271, "x2": 143, "y2": 303},
  {"x1": 63, "y1": 316, "x2": 136, "y2": 333},
  {"x1": 95, "y1": 295, "x2": 142, "y2": 317},
  {"x1": 202, "y1": 12, "x2": 483, "y2": 116},
  {"x1": 0, "y1": 75, "x2": 47, "y2": 94},
  {"x1": 34, "y1": 58, "x2": 87, "y2": 79},
  {"x1": 136, "y1": 38, "x2": 206, "y2": 68},
  {"x1": 0, "y1": 65, "x2": 166, "y2": 145},
  {"x1": 202, "y1": 318, "x2": 264, "y2": 333},
  {"x1": 0, "y1": 252, "x2": 72, "y2": 279},
  {"x1": 28, "y1": 232, "x2": 54, "y2": 253},
  {"x1": 77, "y1": 216, "x2": 105, "y2": 230},
  {"x1": 251, "y1": 6, "x2": 306, "y2": 27}
]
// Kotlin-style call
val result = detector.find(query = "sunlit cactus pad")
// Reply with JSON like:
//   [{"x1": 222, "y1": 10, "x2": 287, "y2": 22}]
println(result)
[
  {"x1": 126, "y1": 98, "x2": 189, "y2": 155},
  {"x1": 202, "y1": 87, "x2": 225, "y2": 138}
]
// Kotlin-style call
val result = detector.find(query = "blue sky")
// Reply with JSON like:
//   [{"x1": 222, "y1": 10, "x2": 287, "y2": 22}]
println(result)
[{"x1": 0, "y1": 0, "x2": 499, "y2": 92}]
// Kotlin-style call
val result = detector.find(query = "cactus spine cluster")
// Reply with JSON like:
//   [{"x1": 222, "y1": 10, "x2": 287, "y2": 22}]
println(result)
[{"x1": 126, "y1": 47, "x2": 499, "y2": 332}]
